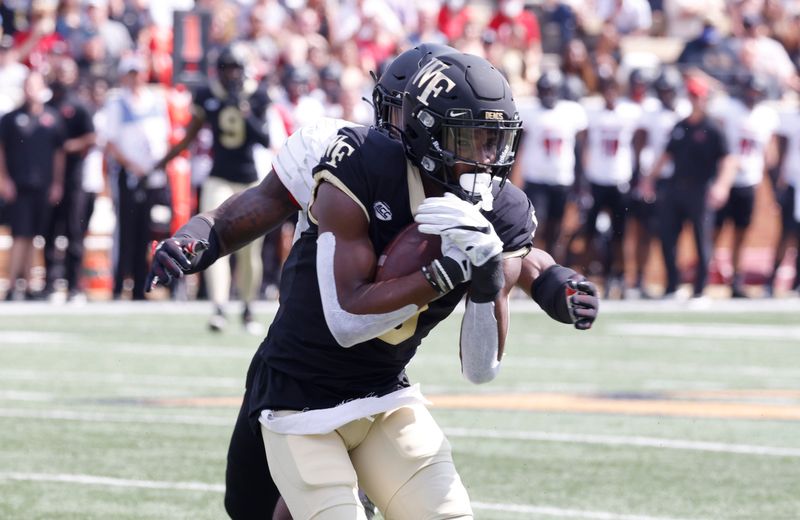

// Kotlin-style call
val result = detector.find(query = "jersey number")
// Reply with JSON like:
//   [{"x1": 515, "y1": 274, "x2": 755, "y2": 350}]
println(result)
[
  {"x1": 218, "y1": 106, "x2": 246, "y2": 149},
  {"x1": 378, "y1": 305, "x2": 428, "y2": 345}
]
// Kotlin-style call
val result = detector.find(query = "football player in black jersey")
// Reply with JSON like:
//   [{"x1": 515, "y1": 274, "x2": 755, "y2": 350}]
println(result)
[
  {"x1": 153, "y1": 42, "x2": 271, "y2": 333},
  {"x1": 147, "y1": 48, "x2": 598, "y2": 519}
]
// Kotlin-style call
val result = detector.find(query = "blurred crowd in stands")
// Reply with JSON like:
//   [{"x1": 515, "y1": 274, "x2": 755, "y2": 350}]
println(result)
[{"x1": 0, "y1": 0, "x2": 798, "y2": 305}]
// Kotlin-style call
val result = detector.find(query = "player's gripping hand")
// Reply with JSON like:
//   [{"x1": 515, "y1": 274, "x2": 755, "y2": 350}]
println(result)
[
  {"x1": 415, "y1": 193, "x2": 503, "y2": 267},
  {"x1": 566, "y1": 279, "x2": 599, "y2": 330},
  {"x1": 421, "y1": 243, "x2": 472, "y2": 295},
  {"x1": 145, "y1": 237, "x2": 208, "y2": 291}
]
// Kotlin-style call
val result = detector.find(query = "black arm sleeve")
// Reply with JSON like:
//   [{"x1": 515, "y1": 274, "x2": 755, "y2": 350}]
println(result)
[{"x1": 531, "y1": 264, "x2": 581, "y2": 324}]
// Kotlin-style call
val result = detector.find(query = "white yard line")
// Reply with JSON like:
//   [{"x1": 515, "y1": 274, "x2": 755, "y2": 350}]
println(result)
[
  {"x1": 0, "y1": 408, "x2": 231, "y2": 426},
  {"x1": 0, "y1": 369, "x2": 242, "y2": 388},
  {"x1": 443, "y1": 428, "x2": 800, "y2": 458},
  {"x1": 1, "y1": 407, "x2": 798, "y2": 458},
  {"x1": 0, "y1": 340, "x2": 253, "y2": 359},
  {"x1": 416, "y1": 354, "x2": 800, "y2": 379},
  {"x1": 0, "y1": 472, "x2": 225, "y2": 493},
  {"x1": 0, "y1": 472, "x2": 700, "y2": 520},
  {"x1": 471, "y1": 502, "x2": 698, "y2": 520},
  {"x1": 609, "y1": 323, "x2": 800, "y2": 340}
]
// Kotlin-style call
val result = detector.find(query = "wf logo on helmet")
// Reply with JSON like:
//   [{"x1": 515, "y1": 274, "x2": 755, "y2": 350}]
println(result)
[{"x1": 412, "y1": 59, "x2": 456, "y2": 106}]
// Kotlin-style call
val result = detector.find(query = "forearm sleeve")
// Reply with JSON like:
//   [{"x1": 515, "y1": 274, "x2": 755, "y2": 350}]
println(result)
[{"x1": 460, "y1": 300, "x2": 501, "y2": 384}]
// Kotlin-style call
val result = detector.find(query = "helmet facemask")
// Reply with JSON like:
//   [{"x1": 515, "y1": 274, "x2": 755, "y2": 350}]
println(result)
[{"x1": 372, "y1": 82, "x2": 404, "y2": 137}]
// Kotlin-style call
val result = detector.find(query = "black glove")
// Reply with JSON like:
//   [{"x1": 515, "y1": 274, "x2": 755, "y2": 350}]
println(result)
[
  {"x1": 566, "y1": 279, "x2": 599, "y2": 330},
  {"x1": 145, "y1": 237, "x2": 208, "y2": 291}
]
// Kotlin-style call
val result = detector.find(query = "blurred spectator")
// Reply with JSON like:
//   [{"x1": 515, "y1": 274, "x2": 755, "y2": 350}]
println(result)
[
  {"x1": 643, "y1": 75, "x2": 734, "y2": 299},
  {"x1": 1, "y1": 0, "x2": 27, "y2": 36},
  {"x1": 663, "y1": 0, "x2": 726, "y2": 40},
  {"x1": 593, "y1": 22, "x2": 622, "y2": 80},
  {"x1": 331, "y1": 67, "x2": 371, "y2": 125},
  {"x1": 147, "y1": 0, "x2": 193, "y2": 30},
  {"x1": 0, "y1": 35, "x2": 27, "y2": 116},
  {"x1": 581, "y1": 73, "x2": 644, "y2": 298},
  {"x1": 13, "y1": 0, "x2": 63, "y2": 70},
  {"x1": 437, "y1": 0, "x2": 474, "y2": 42},
  {"x1": 115, "y1": 0, "x2": 152, "y2": 42},
  {"x1": 732, "y1": 14, "x2": 799, "y2": 94},
  {"x1": 676, "y1": 18, "x2": 738, "y2": 84},
  {"x1": 539, "y1": 0, "x2": 578, "y2": 53},
  {"x1": 595, "y1": 0, "x2": 652, "y2": 36},
  {"x1": 773, "y1": 8, "x2": 800, "y2": 73},
  {"x1": 560, "y1": 37, "x2": 596, "y2": 96},
  {"x1": 488, "y1": 0, "x2": 542, "y2": 83},
  {"x1": 711, "y1": 73, "x2": 779, "y2": 297},
  {"x1": 79, "y1": 75, "x2": 109, "y2": 237},
  {"x1": 279, "y1": 63, "x2": 325, "y2": 132},
  {"x1": 42, "y1": 56, "x2": 95, "y2": 301},
  {"x1": 69, "y1": 0, "x2": 133, "y2": 77},
  {"x1": 55, "y1": 0, "x2": 84, "y2": 41},
  {"x1": 488, "y1": 0, "x2": 541, "y2": 48},
  {"x1": 103, "y1": 54, "x2": 170, "y2": 300},
  {"x1": 0, "y1": 70, "x2": 65, "y2": 300},
  {"x1": 512, "y1": 69, "x2": 587, "y2": 262},
  {"x1": 767, "y1": 101, "x2": 800, "y2": 295},
  {"x1": 408, "y1": 2, "x2": 447, "y2": 46}
]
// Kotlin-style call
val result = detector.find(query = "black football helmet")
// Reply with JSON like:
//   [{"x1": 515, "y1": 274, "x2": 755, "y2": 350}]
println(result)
[
  {"x1": 372, "y1": 43, "x2": 456, "y2": 131},
  {"x1": 401, "y1": 52, "x2": 522, "y2": 202},
  {"x1": 215, "y1": 43, "x2": 248, "y2": 95},
  {"x1": 736, "y1": 71, "x2": 768, "y2": 106},
  {"x1": 653, "y1": 67, "x2": 682, "y2": 109},
  {"x1": 536, "y1": 69, "x2": 563, "y2": 109}
]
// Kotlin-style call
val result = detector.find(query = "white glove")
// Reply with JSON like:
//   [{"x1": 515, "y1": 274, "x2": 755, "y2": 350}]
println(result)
[{"x1": 415, "y1": 193, "x2": 503, "y2": 266}]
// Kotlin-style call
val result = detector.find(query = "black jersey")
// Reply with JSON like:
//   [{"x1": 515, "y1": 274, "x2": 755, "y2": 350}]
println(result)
[
  {"x1": 192, "y1": 81, "x2": 270, "y2": 184},
  {"x1": 48, "y1": 94, "x2": 94, "y2": 187},
  {"x1": 0, "y1": 105, "x2": 65, "y2": 190},
  {"x1": 246, "y1": 127, "x2": 535, "y2": 415}
]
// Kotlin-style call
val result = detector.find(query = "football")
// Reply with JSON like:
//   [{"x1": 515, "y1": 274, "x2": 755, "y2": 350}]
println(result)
[{"x1": 375, "y1": 223, "x2": 442, "y2": 281}]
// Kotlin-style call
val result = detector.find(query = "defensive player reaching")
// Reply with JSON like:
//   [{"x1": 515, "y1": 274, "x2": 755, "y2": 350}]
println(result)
[
  {"x1": 148, "y1": 48, "x2": 598, "y2": 519},
  {"x1": 153, "y1": 43, "x2": 280, "y2": 333}
]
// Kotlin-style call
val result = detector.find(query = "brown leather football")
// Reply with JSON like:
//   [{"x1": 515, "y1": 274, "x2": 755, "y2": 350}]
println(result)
[{"x1": 375, "y1": 223, "x2": 442, "y2": 281}]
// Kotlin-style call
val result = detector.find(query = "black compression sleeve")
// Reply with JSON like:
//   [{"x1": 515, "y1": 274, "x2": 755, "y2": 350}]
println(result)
[
  {"x1": 470, "y1": 254, "x2": 504, "y2": 303},
  {"x1": 531, "y1": 264, "x2": 579, "y2": 324},
  {"x1": 175, "y1": 216, "x2": 222, "y2": 272}
]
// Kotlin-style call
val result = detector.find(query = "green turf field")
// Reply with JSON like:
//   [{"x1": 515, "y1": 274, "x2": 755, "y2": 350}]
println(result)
[{"x1": 1, "y1": 300, "x2": 799, "y2": 519}]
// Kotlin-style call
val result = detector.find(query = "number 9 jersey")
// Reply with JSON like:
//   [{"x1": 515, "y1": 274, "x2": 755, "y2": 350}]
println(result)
[{"x1": 191, "y1": 80, "x2": 271, "y2": 184}]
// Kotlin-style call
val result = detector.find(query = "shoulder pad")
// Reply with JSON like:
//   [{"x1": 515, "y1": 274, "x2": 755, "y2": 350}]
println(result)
[{"x1": 273, "y1": 118, "x2": 358, "y2": 210}]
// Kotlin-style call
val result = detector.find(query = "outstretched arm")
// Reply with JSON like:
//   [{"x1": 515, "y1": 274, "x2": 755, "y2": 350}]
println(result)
[
  {"x1": 146, "y1": 171, "x2": 299, "y2": 289},
  {"x1": 152, "y1": 115, "x2": 205, "y2": 172}
]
